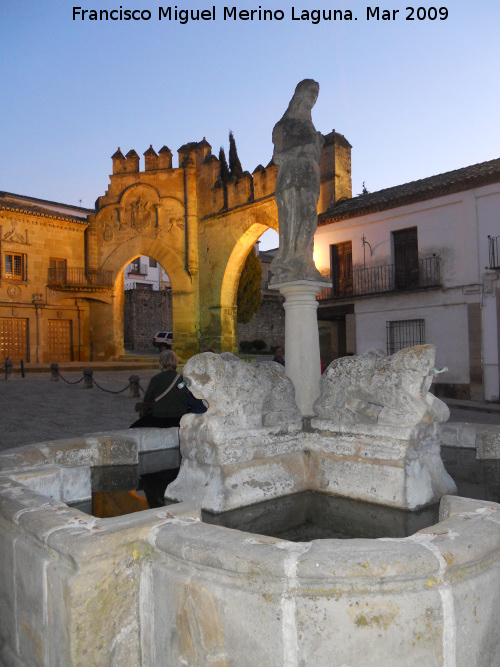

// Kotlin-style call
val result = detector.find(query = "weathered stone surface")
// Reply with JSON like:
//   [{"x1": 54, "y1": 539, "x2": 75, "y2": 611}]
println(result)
[
  {"x1": 1, "y1": 422, "x2": 500, "y2": 665},
  {"x1": 150, "y1": 496, "x2": 500, "y2": 666},
  {"x1": 168, "y1": 352, "x2": 305, "y2": 508},
  {"x1": 270, "y1": 79, "x2": 329, "y2": 285},
  {"x1": 166, "y1": 346, "x2": 458, "y2": 511},
  {"x1": 308, "y1": 346, "x2": 456, "y2": 509},
  {"x1": 7, "y1": 465, "x2": 91, "y2": 504},
  {"x1": 313, "y1": 345, "x2": 449, "y2": 428},
  {"x1": 182, "y1": 352, "x2": 301, "y2": 433},
  {"x1": 168, "y1": 451, "x2": 309, "y2": 513},
  {"x1": 475, "y1": 425, "x2": 500, "y2": 459},
  {"x1": 439, "y1": 422, "x2": 500, "y2": 460},
  {"x1": 272, "y1": 279, "x2": 326, "y2": 416},
  {"x1": 0, "y1": 428, "x2": 179, "y2": 472}
]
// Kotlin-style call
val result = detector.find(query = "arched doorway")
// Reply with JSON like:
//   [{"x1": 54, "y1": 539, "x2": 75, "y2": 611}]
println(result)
[
  {"x1": 123, "y1": 254, "x2": 172, "y2": 352},
  {"x1": 219, "y1": 223, "x2": 278, "y2": 353},
  {"x1": 90, "y1": 235, "x2": 198, "y2": 363}
]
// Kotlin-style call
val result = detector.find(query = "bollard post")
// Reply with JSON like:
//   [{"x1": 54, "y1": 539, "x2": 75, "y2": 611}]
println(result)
[
  {"x1": 5, "y1": 358, "x2": 13, "y2": 380},
  {"x1": 50, "y1": 362, "x2": 59, "y2": 381},
  {"x1": 129, "y1": 374, "x2": 141, "y2": 398},
  {"x1": 20, "y1": 360, "x2": 25, "y2": 378},
  {"x1": 83, "y1": 367, "x2": 94, "y2": 388}
]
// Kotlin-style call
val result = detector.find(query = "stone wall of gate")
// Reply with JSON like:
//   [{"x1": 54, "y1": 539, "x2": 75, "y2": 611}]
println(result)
[
  {"x1": 237, "y1": 293, "x2": 285, "y2": 351},
  {"x1": 123, "y1": 288, "x2": 173, "y2": 350}
]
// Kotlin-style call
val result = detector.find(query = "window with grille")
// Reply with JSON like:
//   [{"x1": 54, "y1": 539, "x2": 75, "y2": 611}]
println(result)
[
  {"x1": 4, "y1": 253, "x2": 26, "y2": 280},
  {"x1": 386, "y1": 319, "x2": 425, "y2": 355}
]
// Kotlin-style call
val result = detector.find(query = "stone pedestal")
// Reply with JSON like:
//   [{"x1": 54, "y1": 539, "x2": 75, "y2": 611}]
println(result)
[{"x1": 271, "y1": 279, "x2": 326, "y2": 416}]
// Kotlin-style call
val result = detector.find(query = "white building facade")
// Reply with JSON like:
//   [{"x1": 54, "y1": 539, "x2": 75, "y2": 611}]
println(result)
[
  {"x1": 124, "y1": 256, "x2": 170, "y2": 291},
  {"x1": 314, "y1": 159, "x2": 500, "y2": 402}
]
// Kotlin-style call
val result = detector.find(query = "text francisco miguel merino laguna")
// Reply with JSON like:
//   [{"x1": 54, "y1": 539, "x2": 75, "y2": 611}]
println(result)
[{"x1": 73, "y1": 6, "x2": 366, "y2": 24}]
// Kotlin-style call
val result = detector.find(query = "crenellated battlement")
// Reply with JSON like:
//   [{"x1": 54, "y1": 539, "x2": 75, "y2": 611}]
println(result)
[
  {"x1": 101, "y1": 130, "x2": 351, "y2": 218},
  {"x1": 252, "y1": 162, "x2": 278, "y2": 201},
  {"x1": 226, "y1": 171, "x2": 253, "y2": 209}
]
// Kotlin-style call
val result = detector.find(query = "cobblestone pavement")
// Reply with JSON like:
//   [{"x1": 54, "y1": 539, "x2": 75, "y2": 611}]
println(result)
[
  {"x1": 0, "y1": 369, "x2": 499, "y2": 452},
  {"x1": 0, "y1": 369, "x2": 158, "y2": 452}
]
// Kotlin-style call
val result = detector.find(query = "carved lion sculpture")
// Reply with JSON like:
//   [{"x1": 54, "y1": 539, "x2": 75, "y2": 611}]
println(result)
[
  {"x1": 182, "y1": 352, "x2": 301, "y2": 430},
  {"x1": 313, "y1": 345, "x2": 449, "y2": 428}
]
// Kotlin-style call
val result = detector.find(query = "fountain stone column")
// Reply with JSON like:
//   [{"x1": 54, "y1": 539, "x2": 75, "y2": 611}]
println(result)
[{"x1": 271, "y1": 279, "x2": 325, "y2": 415}]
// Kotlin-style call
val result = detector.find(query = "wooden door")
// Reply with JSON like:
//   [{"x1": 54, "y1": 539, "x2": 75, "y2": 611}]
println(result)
[
  {"x1": 0, "y1": 318, "x2": 29, "y2": 362},
  {"x1": 47, "y1": 320, "x2": 73, "y2": 361},
  {"x1": 393, "y1": 228, "x2": 419, "y2": 290},
  {"x1": 330, "y1": 242, "x2": 353, "y2": 297}
]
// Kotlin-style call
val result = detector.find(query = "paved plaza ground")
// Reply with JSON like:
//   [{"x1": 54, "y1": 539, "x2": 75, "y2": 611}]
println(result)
[
  {"x1": 0, "y1": 366, "x2": 499, "y2": 452},
  {"x1": 0, "y1": 368, "x2": 158, "y2": 452}
]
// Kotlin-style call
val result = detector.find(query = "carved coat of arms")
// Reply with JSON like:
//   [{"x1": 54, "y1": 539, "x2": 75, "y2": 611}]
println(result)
[{"x1": 129, "y1": 197, "x2": 156, "y2": 232}]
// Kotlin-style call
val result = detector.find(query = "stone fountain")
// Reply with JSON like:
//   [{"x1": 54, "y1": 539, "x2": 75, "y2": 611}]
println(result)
[
  {"x1": 1, "y1": 81, "x2": 499, "y2": 665},
  {"x1": 167, "y1": 345, "x2": 456, "y2": 513}
]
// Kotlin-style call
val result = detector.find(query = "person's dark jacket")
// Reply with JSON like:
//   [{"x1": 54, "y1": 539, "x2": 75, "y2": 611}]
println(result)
[{"x1": 143, "y1": 370, "x2": 189, "y2": 419}]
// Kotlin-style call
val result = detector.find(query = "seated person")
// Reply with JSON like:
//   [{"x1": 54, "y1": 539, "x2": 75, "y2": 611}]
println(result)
[
  {"x1": 130, "y1": 349, "x2": 205, "y2": 428},
  {"x1": 272, "y1": 345, "x2": 285, "y2": 366}
]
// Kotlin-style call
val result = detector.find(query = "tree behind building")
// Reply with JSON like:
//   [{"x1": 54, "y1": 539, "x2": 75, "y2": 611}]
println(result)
[{"x1": 237, "y1": 249, "x2": 262, "y2": 323}]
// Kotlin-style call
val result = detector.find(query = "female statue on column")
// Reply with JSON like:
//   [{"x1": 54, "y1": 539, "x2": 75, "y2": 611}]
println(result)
[{"x1": 270, "y1": 79, "x2": 327, "y2": 284}]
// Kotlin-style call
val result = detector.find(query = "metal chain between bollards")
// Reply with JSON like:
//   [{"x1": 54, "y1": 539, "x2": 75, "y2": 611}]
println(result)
[
  {"x1": 57, "y1": 370, "x2": 85, "y2": 385},
  {"x1": 92, "y1": 377, "x2": 132, "y2": 395},
  {"x1": 57, "y1": 373, "x2": 85, "y2": 385},
  {"x1": 50, "y1": 362, "x2": 83, "y2": 384},
  {"x1": 49, "y1": 363, "x2": 146, "y2": 396}
]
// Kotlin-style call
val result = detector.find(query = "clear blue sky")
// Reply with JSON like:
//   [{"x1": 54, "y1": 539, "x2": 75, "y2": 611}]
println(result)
[{"x1": 1, "y1": 1, "x2": 499, "y2": 250}]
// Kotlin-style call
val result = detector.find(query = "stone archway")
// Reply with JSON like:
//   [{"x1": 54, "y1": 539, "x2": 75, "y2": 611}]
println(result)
[
  {"x1": 89, "y1": 235, "x2": 198, "y2": 362},
  {"x1": 219, "y1": 222, "x2": 272, "y2": 352}
]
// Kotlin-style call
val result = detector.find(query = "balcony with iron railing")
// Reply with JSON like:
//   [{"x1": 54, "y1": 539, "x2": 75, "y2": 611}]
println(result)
[
  {"x1": 47, "y1": 267, "x2": 114, "y2": 290},
  {"x1": 127, "y1": 262, "x2": 148, "y2": 276},
  {"x1": 488, "y1": 236, "x2": 500, "y2": 270},
  {"x1": 317, "y1": 255, "x2": 442, "y2": 301}
]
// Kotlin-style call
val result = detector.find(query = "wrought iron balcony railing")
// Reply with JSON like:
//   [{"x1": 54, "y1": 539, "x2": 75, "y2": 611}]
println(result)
[
  {"x1": 317, "y1": 256, "x2": 441, "y2": 301},
  {"x1": 47, "y1": 268, "x2": 114, "y2": 290},
  {"x1": 488, "y1": 236, "x2": 500, "y2": 270},
  {"x1": 127, "y1": 262, "x2": 148, "y2": 276}
]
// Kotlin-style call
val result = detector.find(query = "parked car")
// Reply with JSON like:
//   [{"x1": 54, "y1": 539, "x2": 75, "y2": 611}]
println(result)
[{"x1": 152, "y1": 331, "x2": 173, "y2": 350}]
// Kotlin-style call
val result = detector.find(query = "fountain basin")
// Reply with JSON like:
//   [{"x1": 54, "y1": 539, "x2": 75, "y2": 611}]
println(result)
[{"x1": 1, "y1": 429, "x2": 500, "y2": 666}]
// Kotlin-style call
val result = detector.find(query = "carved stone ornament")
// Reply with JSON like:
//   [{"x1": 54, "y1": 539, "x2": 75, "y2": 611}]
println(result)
[
  {"x1": 157, "y1": 199, "x2": 185, "y2": 237},
  {"x1": 128, "y1": 197, "x2": 156, "y2": 233},
  {"x1": 2, "y1": 220, "x2": 29, "y2": 245},
  {"x1": 99, "y1": 207, "x2": 120, "y2": 240},
  {"x1": 103, "y1": 225, "x2": 114, "y2": 242},
  {"x1": 7, "y1": 285, "x2": 22, "y2": 300},
  {"x1": 160, "y1": 215, "x2": 184, "y2": 236}
]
